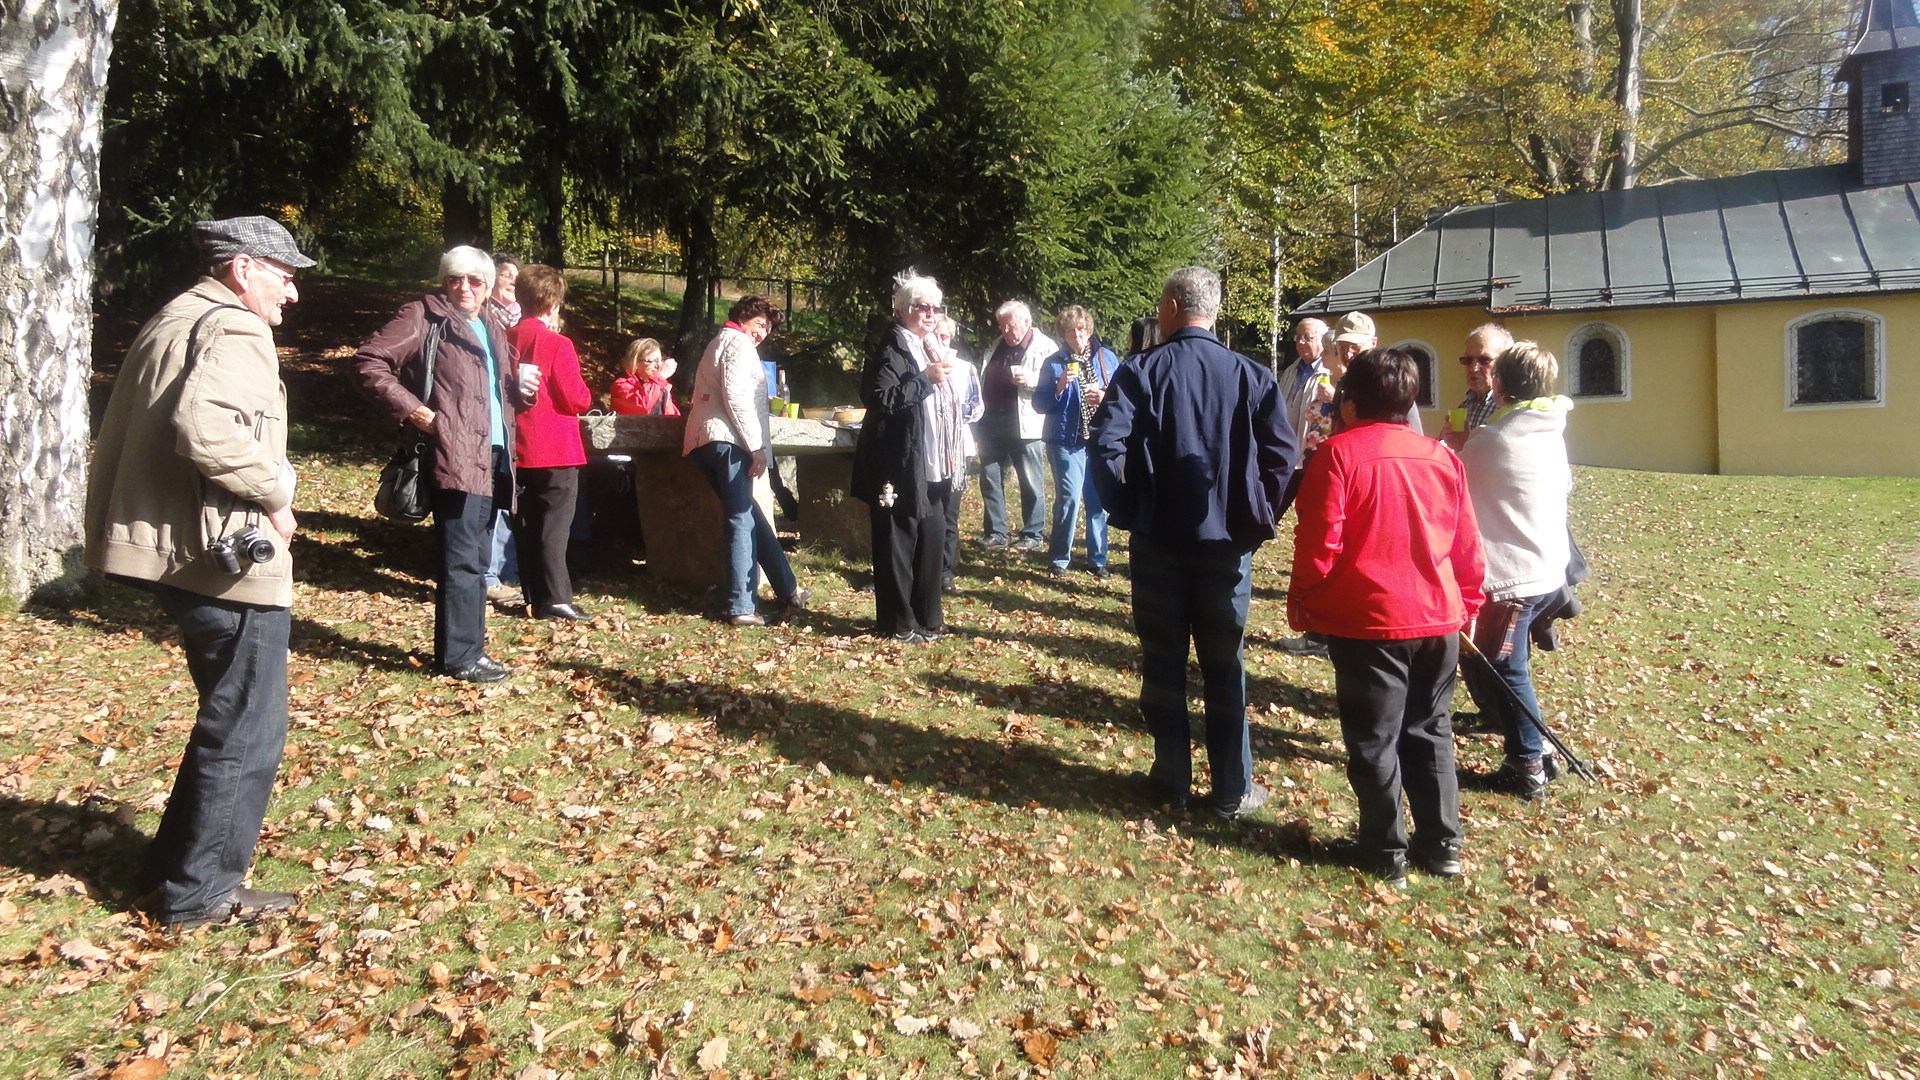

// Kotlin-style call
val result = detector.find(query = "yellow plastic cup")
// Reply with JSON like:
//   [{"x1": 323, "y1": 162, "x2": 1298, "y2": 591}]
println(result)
[{"x1": 1447, "y1": 408, "x2": 1468, "y2": 432}]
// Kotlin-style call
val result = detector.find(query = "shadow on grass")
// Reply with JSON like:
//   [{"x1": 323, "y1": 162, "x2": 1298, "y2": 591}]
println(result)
[{"x1": 0, "y1": 796, "x2": 150, "y2": 908}]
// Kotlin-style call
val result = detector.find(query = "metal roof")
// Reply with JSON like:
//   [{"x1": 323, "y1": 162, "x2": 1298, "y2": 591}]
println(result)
[
  {"x1": 1292, "y1": 165, "x2": 1920, "y2": 317},
  {"x1": 1843, "y1": 0, "x2": 1920, "y2": 68}
]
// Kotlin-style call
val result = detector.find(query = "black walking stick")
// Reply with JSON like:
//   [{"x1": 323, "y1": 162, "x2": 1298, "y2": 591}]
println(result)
[{"x1": 1456, "y1": 634, "x2": 1598, "y2": 783}]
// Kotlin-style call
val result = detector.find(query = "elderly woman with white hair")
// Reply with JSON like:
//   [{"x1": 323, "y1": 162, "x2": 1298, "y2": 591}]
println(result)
[
  {"x1": 852, "y1": 271, "x2": 960, "y2": 642},
  {"x1": 352, "y1": 245, "x2": 522, "y2": 683}
]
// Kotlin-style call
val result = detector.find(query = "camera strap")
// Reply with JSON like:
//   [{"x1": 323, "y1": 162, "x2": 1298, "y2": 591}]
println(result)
[{"x1": 180, "y1": 303, "x2": 257, "y2": 552}]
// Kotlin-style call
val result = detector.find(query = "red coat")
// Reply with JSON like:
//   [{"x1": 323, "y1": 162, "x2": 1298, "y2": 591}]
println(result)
[
  {"x1": 611, "y1": 374, "x2": 680, "y2": 416},
  {"x1": 508, "y1": 319, "x2": 592, "y2": 468},
  {"x1": 1288, "y1": 420, "x2": 1485, "y2": 639}
]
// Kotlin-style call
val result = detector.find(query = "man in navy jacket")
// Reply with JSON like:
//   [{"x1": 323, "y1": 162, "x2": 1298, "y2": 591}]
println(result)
[{"x1": 1091, "y1": 266, "x2": 1296, "y2": 818}]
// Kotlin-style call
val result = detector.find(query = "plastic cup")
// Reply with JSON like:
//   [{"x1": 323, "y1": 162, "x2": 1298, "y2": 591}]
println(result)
[{"x1": 1447, "y1": 408, "x2": 1468, "y2": 432}]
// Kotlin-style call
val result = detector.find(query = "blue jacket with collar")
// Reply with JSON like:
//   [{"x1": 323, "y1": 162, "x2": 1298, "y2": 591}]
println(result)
[{"x1": 1090, "y1": 326, "x2": 1295, "y2": 556}]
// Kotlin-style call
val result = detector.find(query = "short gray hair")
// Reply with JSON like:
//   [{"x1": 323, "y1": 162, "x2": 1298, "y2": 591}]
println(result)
[
  {"x1": 1467, "y1": 322, "x2": 1514, "y2": 350},
  {"x1": 892, "y1": 270, "x2": 942, "y2": 317},
  {"x1": 1162, "y1": 266, "x2": 1220, "y2": 321},
  {"x1": 440, "y1": 246, "x2": 496, "y2": 291},
  {"x1": 995, "y1": 299, "x2": 1032, "y2": 325}
]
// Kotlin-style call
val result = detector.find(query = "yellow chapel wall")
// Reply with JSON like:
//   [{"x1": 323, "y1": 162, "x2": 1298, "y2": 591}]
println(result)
[
  {"x1": 1371, "y1": 305, "x2": 1720, "y2": 474},
  {"x1": 1713, "y1": 294, "x2": 1920, "y2": 478}
]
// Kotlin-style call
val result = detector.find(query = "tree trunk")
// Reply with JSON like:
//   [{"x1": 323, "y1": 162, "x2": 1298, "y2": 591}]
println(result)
[
  {"x1": 441, "y1": 179, "x2": 492, "y2": 250},
  {"x1": 675, "y1": 195, "x2": 718, "y2": 356},
  {"x1": 1566, "y1": 1, "x2": 1602, "y2": 190},
  {"x1": 537, "y1": 154, "x2": 567, "y2": 267},
  {"x1": 0, "y1": 0, "x2": 117, "y2": 604},
  {"x1": 1610, "y1": 0, "x2": 1644, "y2": 190}
]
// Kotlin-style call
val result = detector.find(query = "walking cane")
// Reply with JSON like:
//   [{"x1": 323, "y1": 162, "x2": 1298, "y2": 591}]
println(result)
[{"x1": 1456, "y1": 634, "x2": 1598, "y2": 783}]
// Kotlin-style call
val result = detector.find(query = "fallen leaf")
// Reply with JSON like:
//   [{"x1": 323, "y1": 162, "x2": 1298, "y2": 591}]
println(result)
[{"x1": 697, "y1": 1035, "x2": 729, "y2": 1070}]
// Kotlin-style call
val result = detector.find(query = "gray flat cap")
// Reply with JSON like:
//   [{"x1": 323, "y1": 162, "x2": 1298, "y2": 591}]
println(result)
[{"x1": 191, "y1": 215, "x2": 316, "y2": 269}]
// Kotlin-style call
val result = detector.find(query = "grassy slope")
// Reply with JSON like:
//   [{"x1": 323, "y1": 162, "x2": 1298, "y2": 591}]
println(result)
[{"x1": 5, "y1": 284, "x2": 1917, "y2": 1079}]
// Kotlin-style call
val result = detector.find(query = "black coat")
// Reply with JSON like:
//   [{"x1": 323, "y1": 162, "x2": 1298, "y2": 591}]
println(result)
[{"x1": 852, "y1": 324, "x2": 941, "y2": 517}]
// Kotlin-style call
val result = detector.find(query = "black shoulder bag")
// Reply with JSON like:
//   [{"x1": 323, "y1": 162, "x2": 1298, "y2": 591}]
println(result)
[{"x1": 374, "y1": 318, "x2": 444, "y2": 522}]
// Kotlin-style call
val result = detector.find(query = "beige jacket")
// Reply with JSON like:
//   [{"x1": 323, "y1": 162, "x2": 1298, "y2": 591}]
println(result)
[
  {"x1": 681, "y1": 326, "x2": 771, "y2": 456},
  {"x1": 85, "y1": 279, "x2": 294, "y2": 607}
]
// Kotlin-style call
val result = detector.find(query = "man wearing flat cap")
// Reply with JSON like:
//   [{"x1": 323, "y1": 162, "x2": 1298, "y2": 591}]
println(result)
[{"x1": 86, "y1": 215, "x2": 313, "y2": 928}]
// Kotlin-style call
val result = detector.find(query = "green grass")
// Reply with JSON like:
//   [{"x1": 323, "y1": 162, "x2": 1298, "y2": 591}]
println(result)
[{"x1": 2, "y1": 461, "x2": 1917, "y2": 1080}]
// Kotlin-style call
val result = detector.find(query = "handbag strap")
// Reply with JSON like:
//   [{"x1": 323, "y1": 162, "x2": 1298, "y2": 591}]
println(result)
[{"x1": 416, "y1": 315, "x2": 443, "y2": 423}]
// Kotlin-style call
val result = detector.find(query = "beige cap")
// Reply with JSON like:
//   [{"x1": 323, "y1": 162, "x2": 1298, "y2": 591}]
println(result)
[{"x1": 1333, "y1": 311, "x2": 1376, "y2": 345}]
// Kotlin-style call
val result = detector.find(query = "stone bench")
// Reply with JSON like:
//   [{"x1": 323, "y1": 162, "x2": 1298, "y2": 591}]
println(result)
[{"x1": 579, "y1": 413, "x2": 869, "y2": 593}]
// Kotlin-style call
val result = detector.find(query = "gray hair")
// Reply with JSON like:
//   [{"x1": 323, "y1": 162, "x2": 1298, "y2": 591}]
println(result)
[
  {"x1": 1162, "y1": 266, "x2": 1221, "y2": 321},
  {"x1": 1466, "y1": 322, "x2": 1513, "y2": 350},
  {"x1": 994, "y1": 299, "x2": 1032, "y2": 325},
  {"x1": 892, "y1": 270, "x2": 942, "y2": 317},
  {"x1": 1495, "y1": 340, "x2": 1559, "y2": 401},
  {"x1": 439, "y1": 246, "x2": 496, "y2": 291}
]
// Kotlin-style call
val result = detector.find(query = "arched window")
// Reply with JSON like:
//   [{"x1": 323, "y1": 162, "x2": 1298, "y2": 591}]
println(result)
[
  {"x1": 1565, "y1": 323, "x2": 1629, "y2": 399},
  {"x1": 1787, "y1": 310, "x2": 1884, "y2": 408},
  {"x1": 1389, "y1": 340, "x2": 1439, "y2": 410}
]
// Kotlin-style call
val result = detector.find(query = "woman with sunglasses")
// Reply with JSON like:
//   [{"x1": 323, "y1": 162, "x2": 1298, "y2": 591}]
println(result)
[
  {"x1": 852, "y1": 271, "x2": 959, "y2": 642},
  {"x1": 351, "y1": 246, "x2": 523, "y2": 683}
]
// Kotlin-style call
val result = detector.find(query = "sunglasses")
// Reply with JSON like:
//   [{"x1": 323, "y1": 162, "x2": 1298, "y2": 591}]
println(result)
[
  {"x1": 445, "y1": 274, "x2": 488, "y2": 289},
  {"x1": 1458, "y1": 355, "x2": 1494, "y2": 366},
  {"x1": 910, "y1": 302, "x2": 945, "y2": 314}
]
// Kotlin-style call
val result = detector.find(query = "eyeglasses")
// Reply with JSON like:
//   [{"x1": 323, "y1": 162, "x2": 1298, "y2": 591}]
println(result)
[
  {"x1": 247, "y1": 257, "x2": 296, "y2": 287},
  {"x1": 910, "y1": 302, "x2": 945, "y2": 314},
  {"x1": 1458, "y1": 355, "x2": 1494, "y2": 366},
  {"x1": 445, "y1": 274, "x2": 488, "y2": 289}
]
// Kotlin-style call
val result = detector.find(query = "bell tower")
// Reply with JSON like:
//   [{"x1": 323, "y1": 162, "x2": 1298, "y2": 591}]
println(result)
[{"x1": 1841, "y1": 0, "x2": 1920, "y2": 185}]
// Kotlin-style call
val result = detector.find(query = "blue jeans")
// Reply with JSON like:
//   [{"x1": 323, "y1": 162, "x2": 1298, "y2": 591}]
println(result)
[
  {"x1": 1473, "y1": 592, "x2": 1553, "y2": 760},
  {"x1": 1046, "y1": 443, "x2": 1107, "y2": 570},
  {"x1": 976, "y1": 415, "x2": 1046, "y2": 543},
  {"x1": 1129, "y1": 535, "x2": 1254, "y2": 803},
  {"x1": 484, "y1": 508, "x2": 518, "y2": 588},
  {"x1": 147, "y1": 585, "x2": 291, "y2": 921},
  {"x1": 690, "y1": 441, "x2": 797, "y2": 617}
]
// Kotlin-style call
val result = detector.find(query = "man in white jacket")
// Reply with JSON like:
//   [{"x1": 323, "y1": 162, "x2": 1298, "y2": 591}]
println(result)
[{"x1": 976, "y1": 300, "x2": 1056, "y2": 552}]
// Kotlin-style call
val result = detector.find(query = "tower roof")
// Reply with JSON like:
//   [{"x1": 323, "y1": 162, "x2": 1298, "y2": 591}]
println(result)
[{"x1": 1843, "y1": 0, "x2": 1920, "y2": 72}]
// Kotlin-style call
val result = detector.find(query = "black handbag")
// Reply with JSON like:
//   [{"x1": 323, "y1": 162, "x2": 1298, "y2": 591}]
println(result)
[{"x1": 373, "y1": 319, "x2": 443, "y2": 522}]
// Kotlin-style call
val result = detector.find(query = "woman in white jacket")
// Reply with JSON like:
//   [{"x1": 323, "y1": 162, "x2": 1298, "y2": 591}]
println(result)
[
  {"x1": 682, "y1": 295, "x2": 807, "y2": 626},
  {"x1": 1458, "y1": 341, "x2": 1573, "y2": 800}
]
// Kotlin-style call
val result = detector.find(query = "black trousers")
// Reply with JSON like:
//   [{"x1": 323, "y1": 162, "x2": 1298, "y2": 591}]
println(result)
[
  {"x1": 1325, "y1": 633, "x2": 1462, "y2": 858},
  {"x1": 871, "y1": 480, "x2": 949, "y2": 635},
  {"x1": 432, "y1": 449, "x2": 511, "y2": 669},
  {"x1": 515, "y1": 464, "x2": 580, "y2": 610},
  {"x1": 146, "y1": 586, "x2": 290, "y2": 921}
]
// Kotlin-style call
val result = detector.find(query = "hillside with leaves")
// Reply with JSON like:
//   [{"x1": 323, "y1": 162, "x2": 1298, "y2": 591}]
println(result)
[{"x1": 8, "y1": 288, "x2": 1920, "y2": 1078}]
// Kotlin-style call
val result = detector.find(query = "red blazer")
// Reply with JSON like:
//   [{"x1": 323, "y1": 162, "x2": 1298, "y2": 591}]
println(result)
[
  {"x1": 1288, "y1": 420, "x2": 1485, "y2": 639},
  {"x1": 611, "y1": 374, "x2": 680, "y2": 416},
  {"x1": 508, "y1": 319, "x2": 592, "y2": 468}
]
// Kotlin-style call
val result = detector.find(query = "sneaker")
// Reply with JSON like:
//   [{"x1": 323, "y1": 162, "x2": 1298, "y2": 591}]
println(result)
[
  {"x1": 1047, "y1": 566, "x2": 1068, "y2": 579},
  {"x1": 1371, "y1": 852, "x2": 1410, "y2": 890},
  {"x1": 1541, "y1": 751, "x2": 1563, "y2": 783},
  {"x1": 1089, "y1": 565, "x2": 1111, "y2": 581},
  {"x1": 485, "y1": 583, "x2": 523, "y2": 604},
  {"x1": 1010, "y1": 536, "x2": 1044, "y2": 553},
  {"x1": 157, "y1": 886, "x2": 299, "y2": 929},
  {"x1": 983, "y1": 535, "x2": 1010, "y2": 550},
  {"x1": 1410, "y1": 841, "x2": 1463, "y2": 877},
  {"x1": 727, "y1": 613, "x2": 767, "y2": 627},
  {"x1": 779, "y1": 588, "x2": 812, "y2": 609},
  {"x1": 1207, "y1": 781, "x2": 1270, "y2": 821},
  {"x1": 1487, "y1": 758, "x2": 1547, "y2": 801},
  {"x1": 1276, "y1": 634, "x2": 1329, "y2": 658}
]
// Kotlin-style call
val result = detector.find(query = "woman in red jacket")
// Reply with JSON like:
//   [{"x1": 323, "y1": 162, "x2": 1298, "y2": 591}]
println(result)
[
  {"x1": 1289, "y1": 348, "x2": 1485, "y2": 888},
  {"x1": 507, "y1": 265, "x2": 594, "y2": 620}
]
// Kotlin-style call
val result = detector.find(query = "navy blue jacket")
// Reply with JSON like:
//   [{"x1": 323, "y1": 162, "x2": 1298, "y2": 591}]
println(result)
[{"x1": 1090, "y1": 326, "x2": 1295, "y2": 555}]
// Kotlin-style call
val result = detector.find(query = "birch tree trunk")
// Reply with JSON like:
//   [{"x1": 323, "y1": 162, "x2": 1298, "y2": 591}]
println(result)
[
  {"x1": 1610, "y1": 0, "x2": 1645, "y2": 190},
  {"x1": 0, "y1": 0, "x2": 116, "y2": 603}
]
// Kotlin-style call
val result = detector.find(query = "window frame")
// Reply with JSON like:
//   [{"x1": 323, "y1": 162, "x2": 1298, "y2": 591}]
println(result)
[
  {"x1": 1388, "y1": 339, "x2": 1440, "y2": 410},
  {"x1": 1784, "y1": 308, "x2": 1885, "y2": 411},
  {"x1": 1564, "y1": 322, "x2": 1631, "y2": 401}
]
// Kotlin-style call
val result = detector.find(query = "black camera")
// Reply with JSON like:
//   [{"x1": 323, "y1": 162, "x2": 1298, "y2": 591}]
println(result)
[{"x1": 205, "y1": 525, "x2": 275, "y2": 575}]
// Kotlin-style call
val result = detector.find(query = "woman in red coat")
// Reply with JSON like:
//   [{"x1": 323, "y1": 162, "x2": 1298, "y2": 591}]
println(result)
[{"x1": 507, "y1": 265, "x2": 594, "y2": 620}]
